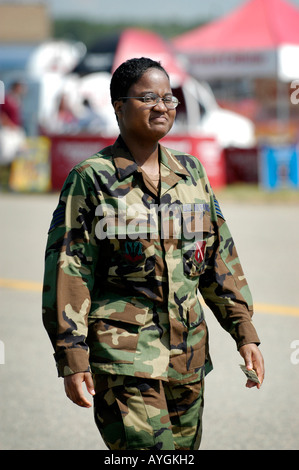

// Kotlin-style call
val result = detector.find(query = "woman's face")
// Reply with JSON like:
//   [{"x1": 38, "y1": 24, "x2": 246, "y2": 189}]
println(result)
[{"x1": 114, "y1": 68, "x2": 176, "y2": 144}]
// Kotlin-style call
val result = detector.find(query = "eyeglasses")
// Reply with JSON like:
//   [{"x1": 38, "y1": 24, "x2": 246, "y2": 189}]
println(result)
[{"x1": 119, "y1": 93, "x2": 180, "y2": 109}]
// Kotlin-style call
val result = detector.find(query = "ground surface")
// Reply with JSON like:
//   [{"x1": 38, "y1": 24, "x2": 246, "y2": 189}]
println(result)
[{"x1": 0, "y1": 190, "x2": 298, "y2": 450}]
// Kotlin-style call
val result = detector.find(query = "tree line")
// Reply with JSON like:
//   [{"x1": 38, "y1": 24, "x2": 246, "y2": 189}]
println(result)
[{"x1": 53, "y1": 19, "x2": 206, "y2": 48}]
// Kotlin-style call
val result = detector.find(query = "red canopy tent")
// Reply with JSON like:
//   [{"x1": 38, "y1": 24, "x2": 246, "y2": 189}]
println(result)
[
  {"x1": 172, "y1": 0, "x2": 299, "y2": 81},
  {"x1": 73, "y1": 28, "x2": 187, "y2": 86},
  {"x1": 112, "y1": 28, "x2": 187, "y2": 86}
]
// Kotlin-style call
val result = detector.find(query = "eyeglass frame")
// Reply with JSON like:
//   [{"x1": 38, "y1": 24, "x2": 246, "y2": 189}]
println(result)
[{"x1": 117, "y1": 93, "x2": 180, "y2": 109}]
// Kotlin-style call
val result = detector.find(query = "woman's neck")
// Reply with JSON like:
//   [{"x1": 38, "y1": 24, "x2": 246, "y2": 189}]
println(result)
[{"x1": 123, "y1": 137, "x2": 160, "y2": 174}]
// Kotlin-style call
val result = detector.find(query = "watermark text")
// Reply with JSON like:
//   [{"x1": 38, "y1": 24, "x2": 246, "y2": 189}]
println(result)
[
  {"x1": 290, "y1": 340, "x2": 299, "y2": 365},
  {"x1": 0, "y1": 81, "x2": 4, "y2": 104},
  {"x1": 95, "y1": 198, "x2": 207, "y2": 241},
  {"x1": 290, "y1": 80, "x2": 299, "y2": 104}
]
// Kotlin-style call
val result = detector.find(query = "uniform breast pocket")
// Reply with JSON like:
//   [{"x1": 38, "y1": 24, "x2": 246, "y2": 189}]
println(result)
[
  {"x1": 105, "y1": 210, "x2": 156, "y2": 278},
  {"x1": 111, "y1": 238, "x2": 156, "y2": 278},
  {"x1": 182, "y1": 210, "x2": 212, "y2": 277}
]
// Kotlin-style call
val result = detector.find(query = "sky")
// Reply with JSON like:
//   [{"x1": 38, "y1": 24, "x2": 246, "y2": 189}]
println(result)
[{"x1": 36, "y1": 0, "x2": 299, "y2": 23}]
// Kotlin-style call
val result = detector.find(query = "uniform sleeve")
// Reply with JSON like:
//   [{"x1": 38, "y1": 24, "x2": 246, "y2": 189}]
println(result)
[
  {"x1": 199, "y1": 192, "x2": 260, "y2": 350},
  {"x1": 42, "y1": 169, "x2": 99, "y2": 377}
]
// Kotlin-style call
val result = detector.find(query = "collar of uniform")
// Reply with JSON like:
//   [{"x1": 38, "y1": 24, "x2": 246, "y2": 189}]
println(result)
[
  {"x1": 112, "y1": 135, "x2": 138, "y2": 181},
  {"x1": 159, "y1": 145, "x2": 191, "y2": 197},
  {"x1": 159, "y1": 144, "x2": 190, "y2": 177},
  {"x1": 112, "y1": 136, "x2": 191, "y2": 181}
]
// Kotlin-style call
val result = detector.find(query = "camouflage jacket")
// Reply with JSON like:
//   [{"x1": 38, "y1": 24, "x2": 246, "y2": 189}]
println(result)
[{"x1": 42, "y1": 136, "x2": 260, "y2": 384}]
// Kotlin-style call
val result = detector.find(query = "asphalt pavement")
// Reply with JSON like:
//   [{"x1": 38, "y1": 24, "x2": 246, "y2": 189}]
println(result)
[{"x1": 0, "y1": 192, "x2": 298, "y2": 450}]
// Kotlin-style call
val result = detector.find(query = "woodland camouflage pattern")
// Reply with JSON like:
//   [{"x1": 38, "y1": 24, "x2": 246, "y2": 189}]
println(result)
[
  {"x1": 93, "y1": 375, "x2": 204, "y2": 450},
  {"x1": 42, "y1": 136, "x2": 260, "y2": 383}
]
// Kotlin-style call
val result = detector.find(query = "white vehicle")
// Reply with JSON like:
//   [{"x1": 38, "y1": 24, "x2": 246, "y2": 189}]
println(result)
[
  {"x1": 26, "y1": 69, "x2": 255, "y2": 149},
  {"x1": 24, "y1": 47, "x2": 255, "y2": 147},
  {"x1": 1, "y1": 39, "x2": 255, "y2": 147},
  {"x1": 66, "y1": 72, "x2": 256, "y2": 148},
  {"x1": 171, "y1": 76, "x2": 256, "y2": 148}
]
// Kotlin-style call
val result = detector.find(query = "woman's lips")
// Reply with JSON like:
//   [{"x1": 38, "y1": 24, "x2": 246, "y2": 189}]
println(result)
[{"x1": 150, "y1": 114, "x2": 168, "y2": 123}]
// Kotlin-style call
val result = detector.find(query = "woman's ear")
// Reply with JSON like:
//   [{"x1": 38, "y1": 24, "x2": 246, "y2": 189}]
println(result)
[{"x1": 113, "y1": 100, "x2": 123, "y2": 118}]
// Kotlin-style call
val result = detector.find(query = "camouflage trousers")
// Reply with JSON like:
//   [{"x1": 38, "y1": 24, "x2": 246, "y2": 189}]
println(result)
[{"x1": 93, "y1": 375, "x2": 204, "y2": 450}]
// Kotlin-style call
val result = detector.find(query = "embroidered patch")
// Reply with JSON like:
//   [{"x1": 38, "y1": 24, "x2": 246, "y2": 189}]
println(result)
[
  {"x1": 194, "y1": 240, "x2": 206, "y2": 264},
  {"x1": 123, "y1": 241, "x2": 143, "y2": 263}
]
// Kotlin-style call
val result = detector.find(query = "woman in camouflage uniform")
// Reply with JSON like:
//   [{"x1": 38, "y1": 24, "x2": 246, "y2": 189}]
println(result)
[{"x1": 42, "y1": 57, "x2": 264, "y2": 450}]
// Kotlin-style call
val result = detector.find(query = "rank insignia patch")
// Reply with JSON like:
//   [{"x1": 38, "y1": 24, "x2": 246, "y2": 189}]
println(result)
[
  {"x1": 49, "y1": 205, "x2": 65, "y2": 231},
  {"x1": 213, "y1": 195, "x2": 225, "y2": 220}
]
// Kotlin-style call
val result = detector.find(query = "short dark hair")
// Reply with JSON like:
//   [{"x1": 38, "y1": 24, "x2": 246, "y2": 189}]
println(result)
[{"x1": 110, "y1": 57, "x2": 169, "y2": 104}]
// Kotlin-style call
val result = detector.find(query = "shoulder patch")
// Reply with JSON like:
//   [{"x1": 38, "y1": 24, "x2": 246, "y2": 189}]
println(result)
[
  {"x1": 49, "y1": 205, "x2": 65, "y2": 231},
  {"x1": 213, "y1": 195, "x2": 225, "y2": 220}
]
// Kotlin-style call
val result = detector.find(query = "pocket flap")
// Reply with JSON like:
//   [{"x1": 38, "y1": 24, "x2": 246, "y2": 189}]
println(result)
[{"x1": 89, "y1": 296, "x2": 149, "y2": 326}]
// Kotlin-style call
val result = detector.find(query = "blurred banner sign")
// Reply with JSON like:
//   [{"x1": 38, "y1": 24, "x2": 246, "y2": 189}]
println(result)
[
  {"x1": 259, "y1": 144, "x2": 299, "y2": 189},
  {"x1": 185, "y1": 50, "x2": 277, "y2": 79},
  {"x1": 49, "y1": 134, "x2": 226, "y2": 191}
]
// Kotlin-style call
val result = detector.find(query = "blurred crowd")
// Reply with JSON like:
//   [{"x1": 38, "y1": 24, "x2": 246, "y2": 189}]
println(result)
[{"x1": 0, "y1": 81, "x2": 27, "y2": 187}]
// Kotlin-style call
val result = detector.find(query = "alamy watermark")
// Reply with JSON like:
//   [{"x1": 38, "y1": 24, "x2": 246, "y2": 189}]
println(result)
[
  {"x1": 0, "y1": 80, "x2": 4, "y2": 104},
  {"x1": 290, "y1": 80, "x2": 299, "y2": 104},
  {"x1": 290, "y1": 340, "x2": 299, "y2": 365},
  {"x1": 94, "y1": 198, "x2": 206, "y2": 241}
]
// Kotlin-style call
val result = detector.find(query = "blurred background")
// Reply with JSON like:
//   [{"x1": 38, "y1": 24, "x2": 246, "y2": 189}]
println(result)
[
  {"x1": 0, "y1": 0, "x2": 299, "y2": 451},
  {"x1": 1, "y1": 0, "x2": 299, "y2": 192}
]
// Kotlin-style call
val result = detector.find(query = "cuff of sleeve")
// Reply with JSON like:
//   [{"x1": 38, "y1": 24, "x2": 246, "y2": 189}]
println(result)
[
  {"x1": 54, "y1": 348, "x2": 90, "y2": 377},
  {"x1": 235, "y1": 321, "x2": 260, "y2": 350}
]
